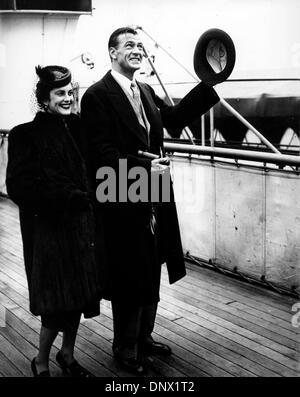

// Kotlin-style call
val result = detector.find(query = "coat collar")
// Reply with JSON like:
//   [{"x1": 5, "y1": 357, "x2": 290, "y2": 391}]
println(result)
[
  {"x1": 34, "y1": 111, "x2": 77, "y2": 127},
  {"x1": 30, "y1": 112, "x2": 81, "y2": 153}
]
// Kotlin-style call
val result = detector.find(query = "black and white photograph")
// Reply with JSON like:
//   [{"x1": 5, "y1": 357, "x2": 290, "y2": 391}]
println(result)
[{"x1": 0, "y1": 0, "x2": 299, "y2": 384}]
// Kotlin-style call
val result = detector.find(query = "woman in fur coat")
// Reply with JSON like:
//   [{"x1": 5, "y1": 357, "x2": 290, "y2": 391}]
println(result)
[{"x1": 6, "y1": 65, "x2": 104, "y2": 377}]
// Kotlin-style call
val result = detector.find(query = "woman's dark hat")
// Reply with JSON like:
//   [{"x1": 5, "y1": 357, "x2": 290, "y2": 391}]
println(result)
[
  {"x1": 193, "y1": 28, "x2": 235, "y2": 85},
  {"x1": 35, "y1": 65, "x2": 72, "y2": 88}
]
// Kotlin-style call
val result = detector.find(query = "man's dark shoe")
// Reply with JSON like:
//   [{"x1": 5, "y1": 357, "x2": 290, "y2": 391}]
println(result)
[
  {"x1": 142, "y1": 341, "x2": 172, "y2": 356},
  {"x1": 115, "y1": 356, "x2": 145, "y2": 375},
  {"x1": 113, "y1": 345, "x2": 145, "y2": 375}
]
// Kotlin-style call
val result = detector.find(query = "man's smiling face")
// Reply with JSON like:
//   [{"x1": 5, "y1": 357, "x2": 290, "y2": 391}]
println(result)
[{"x1": 110, "y1": 32, "x2": 144, "y2": 78}]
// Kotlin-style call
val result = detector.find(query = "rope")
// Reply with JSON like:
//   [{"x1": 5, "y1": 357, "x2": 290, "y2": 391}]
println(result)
[{"x1": 185, "y1": 252, "x2": 300, "y2": 299}]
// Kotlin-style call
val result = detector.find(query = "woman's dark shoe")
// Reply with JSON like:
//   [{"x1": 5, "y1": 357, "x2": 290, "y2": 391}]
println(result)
[
  {"x1": 31, "y1": 357, "x2": 50, "y2": 377},
  {"x1": 56, "y1": 351, "x2": 95, "y2": 378}
]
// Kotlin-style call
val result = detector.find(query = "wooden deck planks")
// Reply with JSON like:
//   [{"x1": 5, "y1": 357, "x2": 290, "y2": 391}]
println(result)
[
  {"x1": 158, "y1": 299, "x2": 295, "y2": 376},
  {"x1": 0, "y1": 349, "x2": 23, "y2": 377},
  {"x1": 0, "y1": 197, "x2": 299, "y2": 377},
  {"x1": 159, "y1": 285, "x2": 298, "y2": 373},
  {"x1": 160, "y1": 273, "x2": 299, "y2": 346}
]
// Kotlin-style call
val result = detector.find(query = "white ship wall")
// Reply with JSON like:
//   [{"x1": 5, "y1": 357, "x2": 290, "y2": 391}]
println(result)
[
  {"x1": 0, "y1": 1, "x2": 299, "y2": 292},
  {"x1": 0, "y1": 13, "x2": 79, "y2": 130},
  {"x1": 0, "y1": 0, "x2": 300, "y2": 130},
  {"x1": 172, "y1": 156, "x2": 300, "y2": 293}
]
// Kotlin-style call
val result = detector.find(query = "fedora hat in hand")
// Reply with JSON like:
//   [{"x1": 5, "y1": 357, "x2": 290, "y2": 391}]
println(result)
[{"x1": 193, "y1": 28, "x2": 236, "y2": 85}]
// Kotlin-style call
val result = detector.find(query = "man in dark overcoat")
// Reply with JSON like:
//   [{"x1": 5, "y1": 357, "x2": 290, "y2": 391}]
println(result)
[{"x1": 80, "y1": 26, "x2": 219, "y2": 374}]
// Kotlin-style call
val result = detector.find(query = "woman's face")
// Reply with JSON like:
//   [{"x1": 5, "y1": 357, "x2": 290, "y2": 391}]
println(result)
[{"x1": 44, "y1": 83, "x2": 74, "y2": 115}]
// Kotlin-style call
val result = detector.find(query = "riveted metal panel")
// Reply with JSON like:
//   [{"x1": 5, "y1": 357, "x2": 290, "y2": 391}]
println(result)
[
  {"x1": 265, "y1": 170, "x2": 300, "y2": 291},
  {"x1": 0, "y1": 135, "x2": 8, "y2": 195},
  {"x1": 171, "y1": 156, "x2": 215, "y2": 261},
  {"x1": 215, "y1": 164, "x2": 265, "y2": 279},
  {"x1": 172, "y1": 154, "x2": 300, "y2": 292}
]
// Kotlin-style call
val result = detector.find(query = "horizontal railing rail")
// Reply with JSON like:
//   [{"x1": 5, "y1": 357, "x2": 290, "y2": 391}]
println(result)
[{"x1": 165, "y1": 142, "x2": 300, "y2": 167}]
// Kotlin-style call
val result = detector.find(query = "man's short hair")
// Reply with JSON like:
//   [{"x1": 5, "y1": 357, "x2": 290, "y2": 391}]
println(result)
[{"x1": 108, "y1": 27, "x2": 138, "y2": 50}]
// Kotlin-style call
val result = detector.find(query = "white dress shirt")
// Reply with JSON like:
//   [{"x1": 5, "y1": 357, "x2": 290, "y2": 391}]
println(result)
[
  {"x1": 111, "y1": 69, "x2": 135, "y2": 98},
  {"x1": 111, "y1": 69, "x2": 150, "y2": 134}
]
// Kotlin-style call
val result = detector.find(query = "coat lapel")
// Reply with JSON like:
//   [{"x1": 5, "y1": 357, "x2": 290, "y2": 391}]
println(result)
[
  {"x1": 138, "y1": 82, "x2": 160, "y2": 127},
  {"x1": 103, "y1": 72, "x2": 149, "y2": 147},
  {"x1": 138, "y1": 82, "x2": 164, "y2": 154}
]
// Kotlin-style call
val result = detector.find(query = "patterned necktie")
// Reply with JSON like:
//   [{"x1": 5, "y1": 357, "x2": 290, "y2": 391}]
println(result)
[
  {"x1": 130, "y1": 81, "x2": 147, "y2": 130},
  {"x1": 130, "y1": 81, "x2": 141, "y2": 106},
  {"x1": 131, "y1": 81, "x2": 156, "y2": 234}
]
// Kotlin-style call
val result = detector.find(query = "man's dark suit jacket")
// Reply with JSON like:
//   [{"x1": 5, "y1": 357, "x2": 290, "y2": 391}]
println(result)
[{"x1": 81, "y1": 71, "x2": 219, "y2": 304}]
